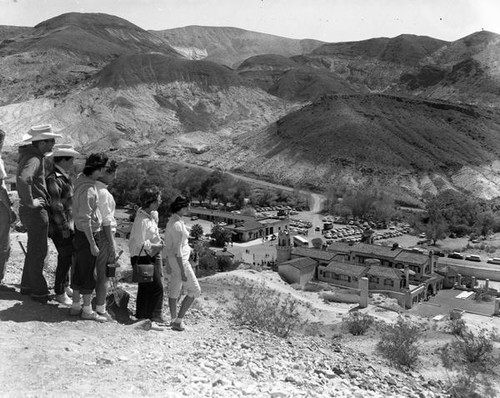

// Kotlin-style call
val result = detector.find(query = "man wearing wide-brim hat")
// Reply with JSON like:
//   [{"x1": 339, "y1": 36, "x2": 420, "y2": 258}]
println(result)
[
  {"x1": 46, "y1": 144, "x2": 81, "y2": 305},
  {"x1": 16, "y1": 124, "x2": 62, "y2": 304}
]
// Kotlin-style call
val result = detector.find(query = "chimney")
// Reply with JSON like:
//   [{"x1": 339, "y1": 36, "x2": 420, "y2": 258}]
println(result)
[
  {"x1": 404, "y1": 266, "x2": 409, "y2": 288},
  {"x1": 428, "y1": 250, "x2": 435, "y2": 274}
]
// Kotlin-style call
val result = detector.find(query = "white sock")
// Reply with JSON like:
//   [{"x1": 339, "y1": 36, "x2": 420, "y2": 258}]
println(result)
[
  {"x1": 71, "y1": 302, "x2": 81, "y2": 310},
  {"x1": 96, "y1": 305, "x2": 105, "y2": 314},
  {"x1": 82, "y1": 305, "x2": 92, "y2": 314},
  {"x1": 175, "y1": 317, "x2": 183, "y2": 324}
]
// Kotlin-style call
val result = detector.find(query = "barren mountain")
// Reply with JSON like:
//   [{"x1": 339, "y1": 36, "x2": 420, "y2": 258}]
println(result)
[
  {"x1": 151, "y1": 25, "x2": 324, "y2": 67},
  {"x1": 0, "y1": 25, "x2": 31, "y2": 42},
  {"x1": 237, "y1": 55, "x2": 357, "y2": 101},
  {"x1": 1, "y1": 13, "x2": 500, "y2": 202},
  {"x1": 182, "y1": 94, "x2": 500, "y2": 201},
  {"x1": 0, "y1": 12, "x2": 180, "y2": 59}
]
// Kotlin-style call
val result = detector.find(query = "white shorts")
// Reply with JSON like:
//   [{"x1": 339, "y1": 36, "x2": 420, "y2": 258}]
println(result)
[{"x1": 166, "y1": 256, "x2": 201, "y2": 299}]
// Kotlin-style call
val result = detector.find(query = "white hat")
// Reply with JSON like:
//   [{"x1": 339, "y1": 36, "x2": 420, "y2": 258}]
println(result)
[
  {"x1": 49, "y1": 144, "x2": 81, "y2": 158},
  {"x1": 22, "y1": 124, "x2": 62, "y2": 143}
]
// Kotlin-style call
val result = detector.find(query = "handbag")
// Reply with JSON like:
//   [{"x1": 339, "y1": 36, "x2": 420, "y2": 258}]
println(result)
[{"x1": 132, "y1": 244, "x2": 154, "y2": 283}]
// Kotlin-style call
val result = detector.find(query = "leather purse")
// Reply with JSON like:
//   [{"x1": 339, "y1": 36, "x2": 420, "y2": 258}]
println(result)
[{"x1": 132, "y1": 245, "x2": 154, "y2": 283}]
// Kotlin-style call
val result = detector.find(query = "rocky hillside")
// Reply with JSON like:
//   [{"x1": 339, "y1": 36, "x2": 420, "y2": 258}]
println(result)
[
  {"x1": 0, "y1": 235, "x2": 468, "y2": 397},
  {"x1": 1, "y1": 13, "x2": 500, "y2": 202},
  {"x1": 151, "y1": 25, "x2": 324, "y2": 67}
]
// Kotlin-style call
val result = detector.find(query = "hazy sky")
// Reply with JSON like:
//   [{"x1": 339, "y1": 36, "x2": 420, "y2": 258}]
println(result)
[{"x1": 1, "y1": 0, "x2": 499, "y2": 42}]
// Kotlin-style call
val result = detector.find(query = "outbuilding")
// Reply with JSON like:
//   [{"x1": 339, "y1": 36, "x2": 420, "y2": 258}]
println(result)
[{"x1": 278, "y1": 257, "x2": 317, "y2": 286}]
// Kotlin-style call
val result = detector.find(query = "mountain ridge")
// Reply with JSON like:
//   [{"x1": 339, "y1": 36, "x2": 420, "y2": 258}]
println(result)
[{"x1": 1, "y1": 13, "x2": 500, "y2": 202}]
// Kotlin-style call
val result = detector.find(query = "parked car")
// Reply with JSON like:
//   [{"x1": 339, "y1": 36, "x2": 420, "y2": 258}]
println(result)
[
  {"x1": 315, "y1": 226, "x2": 321, "y2": 231},
  {"x1": 448, "y1": 252, "x2": 464, "y2": 259},
  {"x1": 465, "y1": 254, "x2": 481, "y2": 262},
  {"x1": 487, "y1": 257, "x2": 500, "y2": 265}
]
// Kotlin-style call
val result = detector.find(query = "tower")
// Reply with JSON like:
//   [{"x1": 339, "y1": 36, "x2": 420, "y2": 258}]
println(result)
[{"x1": 276, "y1": 230, "x2": 292, "y2": 264}]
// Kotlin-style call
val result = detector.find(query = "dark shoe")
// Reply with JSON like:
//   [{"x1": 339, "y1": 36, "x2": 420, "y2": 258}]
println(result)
[
  {"x1": 0, "y1": 284, "x2": 15, "y2": 292},
  {"x1": 31, "y1": 295, "x2": 49, "y2": 304},
  {"x1": 171, "y1": 320, "x2": 185, "y2": 331},
  {"x1": 69, "y1": 307, "x2": 82, "y2": 316}
]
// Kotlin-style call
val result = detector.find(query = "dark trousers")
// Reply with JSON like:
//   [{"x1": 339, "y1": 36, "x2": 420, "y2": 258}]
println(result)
[
  {"x1": 0, "y1": 187, "x2": 11, "y2": 283},
  {"x1": 19, "y1": 206, "x2": 49, "y2": 297},
  {"x1": 72, "y1": 229, "x2": 98, "y2": 295},
  {"x1": 132, "y1": 254, "x2": 164, "y2": 320},
  {"x1": 51, "y1": 232, "x2": 74, "y2": 295}
]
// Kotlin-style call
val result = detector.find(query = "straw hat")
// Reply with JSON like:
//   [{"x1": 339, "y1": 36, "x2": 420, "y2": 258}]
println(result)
[
  {"x1": 22, "y1": 124, "x2": 62, "y2": 143},
  {"x1": 49, "y1": 144, "x2": 81, "y2": 157}
]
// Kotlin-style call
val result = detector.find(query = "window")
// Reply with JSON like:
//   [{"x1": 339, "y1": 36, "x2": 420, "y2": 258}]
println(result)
[
  {"x1": 369, "y1": 276, "x2": 379, "y2": 284},
  {"x1": 384, "y1": 279, "x2": 394, "y2": 287}
]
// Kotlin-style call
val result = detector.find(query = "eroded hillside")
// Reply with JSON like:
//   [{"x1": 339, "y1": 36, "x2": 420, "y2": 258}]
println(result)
[{"x1": 1, "y1": 13, "x2": 500, "y2": 202}]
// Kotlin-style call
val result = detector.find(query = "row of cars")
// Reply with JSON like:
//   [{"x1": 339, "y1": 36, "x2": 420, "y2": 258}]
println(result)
[
  {"x1": 447, "y1": 252, "x2": 500, "y2": 264},
  {"x1": 290, "y1": 218, "x2": 313, "y2": 235}
]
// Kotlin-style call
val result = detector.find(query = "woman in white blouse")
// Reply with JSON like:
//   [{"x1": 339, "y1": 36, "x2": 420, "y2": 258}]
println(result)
[
  {"x1": 128, "y1": 186, "x2": 165, "y2": 323},
  {"x1": 163, "y1": 196, "x2": 201, "y2": 331}
]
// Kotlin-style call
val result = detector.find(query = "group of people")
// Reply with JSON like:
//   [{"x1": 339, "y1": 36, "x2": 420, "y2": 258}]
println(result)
[{"x1": 0, "y1": 124, "x2": 200, "y2": 331}]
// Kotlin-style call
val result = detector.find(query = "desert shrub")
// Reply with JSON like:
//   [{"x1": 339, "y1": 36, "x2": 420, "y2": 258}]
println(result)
[
  {"x1": 439, "y1": 328, "x2": 499, "y2": 398},
  {"x1": 446, "y1": 318, "x2": 467, "y2": 336},
  {"x1": 229, "y1": 281, "x2": 303, "y2": 338},
  {"x1": 342, "y1": 311, "x2": 374, "y2": 336},
  {"x1": 445, "y1": 372, "x2": 496, "y2": 398},
  {"x1": 376, "y1": 316, "x2": 423, "y2": 369},
  {"x1": 474, "y1": 287, "x2": 493, "y2": 302},
  {"x1": 443, "y1": 329, "x2": 498, "y2": 369}
]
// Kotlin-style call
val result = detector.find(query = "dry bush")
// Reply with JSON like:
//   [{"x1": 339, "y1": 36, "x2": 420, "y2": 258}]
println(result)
[
  {"x1": 474, "y1": 287, "x2": 493, "y2": 302},
  {"x1": 229, "y1": 280, "x2": 303, "y2": 338},
  {"x1": 342, "y1": 311, "x2": 374, "y2": 336},
  {"x1": 376, "y1": 316, "x2": 423, "y2": 369},
  {"x1": 446, "y1": 318, "x2": 467, "y2": 336},
  {"x1": 439, "y1": 327, "x2": 499, "y2": 398}
]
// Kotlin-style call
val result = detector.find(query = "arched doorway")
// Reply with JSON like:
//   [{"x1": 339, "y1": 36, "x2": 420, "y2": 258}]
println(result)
[{"x1": 426, "y1": 283, "x2": 434, "y2": 299}]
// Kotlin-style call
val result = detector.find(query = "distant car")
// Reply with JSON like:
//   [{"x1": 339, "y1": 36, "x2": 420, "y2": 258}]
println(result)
[
  {"x1": 418, "y1": 232, "x2": 426, "y2": 239},
  {"x1": 315, "y1": 226, "x2": 321, "y2": 231},
  {"x1": 487, "y1": 258, "x2": 500, "y2": 265},
  {"x1": 191, "y1": 215, "x2": 199, "y2": 220},
  {"x1": 448, "y1": 252, "x2": 464, "y2": 260},
  {"x1": 465, "y1": 254, "x2": 481, "y2": 262}
]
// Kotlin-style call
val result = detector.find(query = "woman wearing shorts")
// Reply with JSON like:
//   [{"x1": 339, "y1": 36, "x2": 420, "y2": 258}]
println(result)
[{"x1": 163, "y1": 196, "x2": 201, "y2": 331}]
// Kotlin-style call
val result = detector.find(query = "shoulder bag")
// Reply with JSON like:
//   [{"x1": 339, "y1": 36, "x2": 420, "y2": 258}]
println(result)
[{"x1": 132, "y1": 244, "x2": 155, "y2": 283}]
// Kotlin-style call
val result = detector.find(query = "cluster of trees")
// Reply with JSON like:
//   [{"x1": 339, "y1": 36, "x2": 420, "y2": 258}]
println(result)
[
  {"x1": 323, "y1": 181, "x2": 500, "y2": 245},
  {"x1": 110, "y1": 160, "x2": 309, "y2": 226},
  {"x1": 419, "y1": 190, "x2": 500, "y2": 244},
  {"x1": 324, "y1": 184, "x2": 398, "y2": 223}
]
